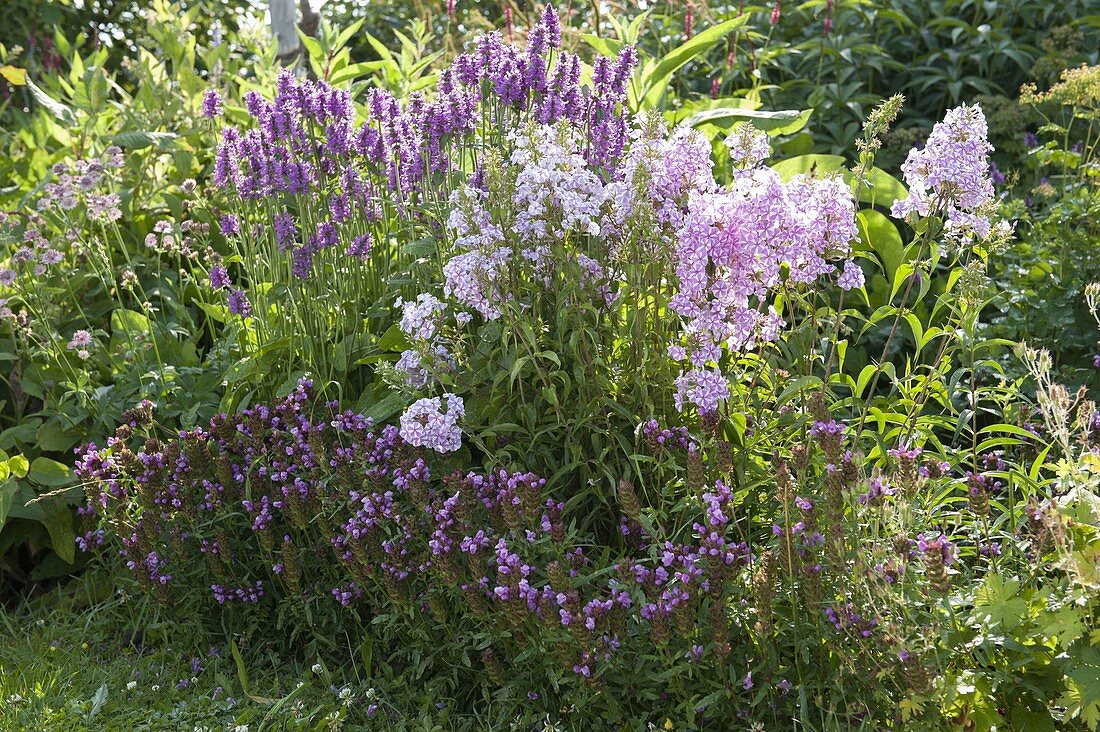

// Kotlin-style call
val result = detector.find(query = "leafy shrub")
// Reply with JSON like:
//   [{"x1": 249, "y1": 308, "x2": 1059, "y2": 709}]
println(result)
[{"x1": 69, "y1": 9, "x2": 1100, "y2": 729}]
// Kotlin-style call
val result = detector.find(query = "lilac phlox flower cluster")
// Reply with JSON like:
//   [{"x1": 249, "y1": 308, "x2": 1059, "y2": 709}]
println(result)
[
  {"x1": 837, "y1": 259, "x2": 865, "y2": 291},
  {"x1": 607, "y1": 120, "x2": 716, "y2": 234},
  {"x1": 673, "y1": 367, "x2": 730, "y2": 413},
  {"x1": 398, "y1": 394, "x2": 465, "y2": 453},
  {"x1": 395, "y1": 346, "x2": 453, "y2": 388},
  {"x1": 510, "y1": 124, "x2": 606, "y2": 241},
  {"x1": 442, "y1": 249, "x2": 511, "y2": 321},
  {"x1": 724, "y1": 122, "x2": 771, "y2": 169},
  {"x1": 890, "y1": 104, "x2": 995, "y2": 239},
  {"x1": 668, "y1": 165, "x2": 856, "y2": 409},
  {"x1": 397, "y1": 293, "x2": 446, "y2": 340},
  {"x1": 442, "y1": 186, "x2": 509, "y2": 320}
]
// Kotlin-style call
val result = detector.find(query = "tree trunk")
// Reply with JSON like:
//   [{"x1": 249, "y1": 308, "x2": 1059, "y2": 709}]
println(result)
[{"x1": 270, "y1": 0, "x2": 301, "y2": 61}]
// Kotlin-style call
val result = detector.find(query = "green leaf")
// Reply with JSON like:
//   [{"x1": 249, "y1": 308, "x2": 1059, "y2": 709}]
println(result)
[
  {"x1": 579, "y1": 34, "x2": 624, "y2": 58},
  {"x1": 88, "y1": 684, "x2": 108, "y2": 721},
  {"x1": 0, "y1": 480, "x2": 17, "y2": 528},
  {"x1": 28, "y1": 457, "x2": 71, "y2": 487},
  {"x1": 27, "y1": 79, "x2": 77, "y2": 125},
  {"x1": 771, "y1": 154, "x2": 906, "y2": 206},
  {"x1": 686, "y1": 107, "x2": 813, "y2": 137},
  {"x1": 400, "y1": 238, "x2": 436, "y2": 258},
  {"x1": 8, "y1": 455, "x2": 29, "y2": 478},
  {"x1": 328, "y1": 60, "x2": 385, "y2": 86},
  {"x1": 36, "y1": 421, "x2": 78, "y2": 453},
  {"x1": 0, "y1": 65, "x2": 27, "y2": 86},
  {"x1": 639, "y1": 15, "x2": 749, "y2": 109},
  {"x1": 375, "y1": 324, "x2": 409, "y2": 353},
  {"x1": 857, "y1": 209, "x2": 904, "y2": 280},
  {"x1": 113, "y1": 131, "x2": 178, "y2": 150},
  {"x1": 359, "y1": 630, "x2": 373, "y2": 676},
  {"x1": 0, "y1": 420, "x2": 41, "y2": 451},
  {"x1": 361, "y1": 391, "x2": 407, "y2": 424},
  {"x1": 41, "y1": 502, "x2": 75, "y2": 563},
  {"x1": 334, "y1": 18, "x2": 366, "y2": 52}
]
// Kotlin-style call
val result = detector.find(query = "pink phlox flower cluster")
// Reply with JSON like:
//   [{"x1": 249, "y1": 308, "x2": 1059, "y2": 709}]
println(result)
[
  {"x1": 397, "y1": 293, "x2": 446, "y2": 340},
  {"x1": 510, "y1": 125, "x2": 606, "y2": 241},
  {"x1": 607, "y1": 121, "x2": 716, "y2": 238},
  {"x1": 443, "y1": 248, "x2": 510, "y2": 321},
  {"x1": 890, "y1": 104, "x2": 995, "y2": 236},
  {"x1": 837, "y1": 259, "x2": 865, "y2": 291},
  {"x1": 446, "y1": 185, "x2": 505, "y2": 251},
  {"x1": 724, "y1": 122, "x2": 771, "y2": 169},
  {"x1": 673, "y1": 367, "x2": 730, "y2": 413},
  {"x1": 399, "y1": 394, "x2": 465, "y2": 453},
  {"x1": 668, "y1": 164, "x2": 855, "y2": 411},
  {"x1": 442, "y1": 186, "x2": 510, "y2": 320}
]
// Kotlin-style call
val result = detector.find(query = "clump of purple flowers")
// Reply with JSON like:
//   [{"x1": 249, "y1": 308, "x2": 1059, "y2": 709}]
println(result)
[
  {"x1": 399, "y1": 394, "x2": 465, "y2": 454},
  {"x1": 891, "y1": 104, "x2": 996, "y2": 241}
]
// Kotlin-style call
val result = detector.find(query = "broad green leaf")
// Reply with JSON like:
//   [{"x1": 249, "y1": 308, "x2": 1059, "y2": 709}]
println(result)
[
  {"x1": 28, "y1": 457, "x2": 71, "y2": 487},
  {"x1": 686, "y1": 107, "x2": 813, "y2": 137},
  {"x1": 639, "y1": 15, "x2": 749, "y2": 109},
  {"x1": 771, "y1": 154, "x2": 906, "y2": 206},
  {"x1": 0, "y1": 481, "x2": 17, "y2": 528},
  {"x1": 41, "y1": 501, "x2": 75, "y2": 563},
  {"x1": 361, "y1": 391, "x2": 407, "y2": 424},
  {"x1": 8, "y1": 455, "x2": 29, "y2": 478},
  {"x1": 36, "y1": 421, "x2": 78, "y2": 453},
  {"x1": 580, "y1": 34, "x2": 624, "y2": 58},
  {"x1": 328, "y1": 60, "x2": 385, "y2": 86},
  {"x1": 26, "y1": 79, "x2": 77, "y2": 126},
  {"x1": 857, "y1": 209, "x2": 904, "y2": 280}
]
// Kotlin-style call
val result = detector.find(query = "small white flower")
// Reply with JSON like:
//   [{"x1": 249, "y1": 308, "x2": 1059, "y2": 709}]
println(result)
[
  {"x1": 126, "y1": 681, "x2": 137, "y2": 691},
  {"x1": 311, "y1": 663, "x2": 323, "y2": 674},
  {"x1": 151, "y1": 684, "x2": 160, "y2": 692},
  {"x1": 337, "y1": 685, "x2": 353, "y2": 701}
]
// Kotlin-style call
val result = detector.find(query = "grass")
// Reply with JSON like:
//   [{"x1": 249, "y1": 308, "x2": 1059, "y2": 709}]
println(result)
[{"x1": 0, "y1": 572, "x2": 373, "y2": 731}]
